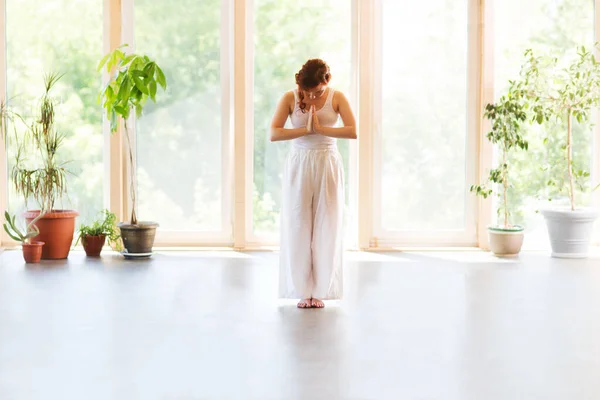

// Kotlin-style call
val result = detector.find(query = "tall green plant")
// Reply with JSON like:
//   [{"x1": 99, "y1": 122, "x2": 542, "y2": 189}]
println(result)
[
  {"x1": 8, "y1": 72, "x2": 70, "y2": 212},
  {"x1": 471, "y1": 81, "x2": 529, "y2": 228},
  {"x1": 519, "y1": 44, "x2": 600, "y2": 211},
  {"x1": 98, "y1": 44, "x2": 167, "y2": 225}
]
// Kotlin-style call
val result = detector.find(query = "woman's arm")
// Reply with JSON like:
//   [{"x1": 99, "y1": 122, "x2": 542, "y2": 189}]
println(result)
[
  {"x1": 270, "y1": 91, "x2": 309, "y2": 142},
  {"x1": 313, "y1": 91, "x2": 357, "y2": 139}
]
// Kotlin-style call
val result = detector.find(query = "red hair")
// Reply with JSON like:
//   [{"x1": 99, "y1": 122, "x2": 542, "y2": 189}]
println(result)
[{"x1": 295, "y1": 59, "x2": 332, "y2": 113}]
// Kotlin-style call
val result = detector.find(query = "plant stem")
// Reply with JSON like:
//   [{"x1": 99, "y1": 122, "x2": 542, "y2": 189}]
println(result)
[
  {"x1": 124, "y1": 121, "x2": 138, "y2": 225},
  {"x1": 567, "y1": 109, "x2": 575, "y2": 211}
]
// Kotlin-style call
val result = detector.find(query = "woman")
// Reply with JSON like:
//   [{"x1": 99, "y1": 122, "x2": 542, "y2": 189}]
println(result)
[{"x1": 270, "y1": 59, "x2": 357, "y2": 309}]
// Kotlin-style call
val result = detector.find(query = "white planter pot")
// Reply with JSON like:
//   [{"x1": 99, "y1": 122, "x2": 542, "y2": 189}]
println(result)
[
  {"x1": 541, "y1": 207, "x2": 599, "y2": 258},
  {"x1": 488, "y1": 226, "x2": 524, "y2": 256}
]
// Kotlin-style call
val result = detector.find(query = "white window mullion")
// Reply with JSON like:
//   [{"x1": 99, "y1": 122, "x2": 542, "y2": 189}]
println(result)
[
  {"x1": 477, "y1": 0, "x2": 494, "y2": 250},
  {"x1": 120, "y1": 0, "x2": 135, "y2": 228},
  {"x1": 358, "y1": 0, "x2": 377, "y2": 250},
  {"x1": 104, "y1": 0, "x2": 125, "y2": 226},
  {"x1": 222, "y1": 0, "x2": 234, "y2": 245},
  {"x1": 593, "y1": 0, "x2": 600, "y2": 245},
  {"x1": 234, "y1": 0, "x2": 251, "y2": 249},
  {"x1": 0, "y1": 0, "x2": 7, "y2": 247},
  {"x1": 345, "y1": 0, "x2": 360, "y2": 250}
]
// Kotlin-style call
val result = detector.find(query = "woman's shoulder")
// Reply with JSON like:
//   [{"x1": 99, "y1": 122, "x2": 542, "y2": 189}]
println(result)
[
  {"x1": 331, "y1": 88, "x2": 349, "y2": 107},
  {"x1": 331, "y1": 88, "x2": 347, "y2": 98},
  {"x1": 280, "y1": 89, "x2": 296, "y2": 102},
  {"x1": 281, "y1": 90, "x2": 296, "y2": 113}
]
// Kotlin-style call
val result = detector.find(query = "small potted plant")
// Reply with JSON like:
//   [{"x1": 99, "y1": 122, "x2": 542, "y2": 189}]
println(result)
[
  {"x1": 3, "y1": 72, "x2": 78, "y2": 259},
  {"x1": 75, "y1": 209, "x2": 121, "y2": 257},
  {"x1": 3, "y1": 211, "x2": 46, "y2": 263},
  {"x1": 520, "y1": 44, "x2": 600, "y2": 258},
  {"x1": 471, "y1": 80, "x2": 529, "y2": 256},
  {"x1": 98, "y1": 44, "x2": 167, "y2": 256}
]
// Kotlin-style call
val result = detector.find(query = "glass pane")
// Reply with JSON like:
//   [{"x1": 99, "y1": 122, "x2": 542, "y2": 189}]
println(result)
[
  {"x1": 253, "y1": 0, "x2": 352, "y2": 238},
  {"x1": 5, "y1": 0, "x2": 103, "y2": 226},
  {"x1": 134, "y1": 0, "x2": 224, "y2": 232},
  {"x1": 494, "y1": 0, "x2": 594, "y2": 249},
  {"x1": 380, "y1": 0, "x2": 468, "y2": 231}
]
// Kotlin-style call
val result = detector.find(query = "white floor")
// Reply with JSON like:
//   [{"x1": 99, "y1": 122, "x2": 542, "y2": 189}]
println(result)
[{"x1": 1, "y1": 249, "x2": 600, "y2": 400}]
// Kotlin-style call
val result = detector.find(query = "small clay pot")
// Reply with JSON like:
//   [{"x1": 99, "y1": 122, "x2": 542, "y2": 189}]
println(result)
[
  {"x1": 22, "y1": 241, "x2": 45, "y2": 263},
  {"x1": 82, "y1": 235, "x2": 106, "y2": 257}
]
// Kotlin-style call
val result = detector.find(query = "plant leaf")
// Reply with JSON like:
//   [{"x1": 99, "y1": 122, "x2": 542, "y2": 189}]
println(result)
[
  {"x1": 155, "y1": 65, "x2": 167, "y2": 90},
  {"x1": 135, "y1": 103, "x2": 143, "y2": 118},
  {"x1": 122, "y1": 54, "x2": 136, "y2": 66},
  {"x1": 97, "y1": 52, "x2": 111, "y2": 72},
  {"x1": 149, "y1": 81, "x2": 157, "y2": 102},
  {"x1": 132, "y1": 75, "x2": 149, "y2": 95},
  {"x1": 3, "y1": 224, "x2": 23, "y2": 242}
]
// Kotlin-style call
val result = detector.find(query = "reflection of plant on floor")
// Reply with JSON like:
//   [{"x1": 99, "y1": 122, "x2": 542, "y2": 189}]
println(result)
[{"x1": 76, "y1": 209, "x2": 122, "y2": 251}]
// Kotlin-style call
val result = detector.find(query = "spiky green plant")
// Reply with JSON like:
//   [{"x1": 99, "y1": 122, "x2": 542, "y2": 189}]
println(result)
[
  {"x1": 1, "y1": 97, "x2": 26, "y2": 144},
  {"x1": 3, "y1": 210, "x2": 45, "y2": 243},
  {"x1": 75, "y1": 209, "x2": 122, "y2": 250},
  {"x1": 9, "y1": 72, "x2": 70, "y2": 211}
]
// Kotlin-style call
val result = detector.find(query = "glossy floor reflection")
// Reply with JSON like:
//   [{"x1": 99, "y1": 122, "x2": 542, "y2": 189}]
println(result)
[{"x1": 1, "y1": 249, "x2": 600, "y2": 399}]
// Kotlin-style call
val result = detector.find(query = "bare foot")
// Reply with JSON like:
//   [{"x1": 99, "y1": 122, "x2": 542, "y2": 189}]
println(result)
[
  {"x1": 311, "y1": 298, "x2": 325, "y2": 308},
  {"x1": 297, "y1": 298, "x2": 312, "y2": 308}
]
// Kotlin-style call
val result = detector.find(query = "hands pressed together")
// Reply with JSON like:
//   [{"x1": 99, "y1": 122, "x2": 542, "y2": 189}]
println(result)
[{"x1": 305, "y1": 105, "x2": 322, "y2": 135}]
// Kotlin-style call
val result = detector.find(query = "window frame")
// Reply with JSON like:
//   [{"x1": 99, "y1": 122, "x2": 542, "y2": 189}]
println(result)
[
  {"x1": 121, "y1": 0, "x2": 234, "y2": 247},
  {"x1": 243, "y1": 0, "x2": 360, "y2": 249},
  {"x1": 366, "y1": 0, "x2": 482, "y2": 249},
  {"x1": 1, "y1": 0, "x2": 600, "y2": 250}
]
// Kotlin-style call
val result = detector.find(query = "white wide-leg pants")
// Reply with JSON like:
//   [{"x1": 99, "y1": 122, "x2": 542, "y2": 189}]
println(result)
[{"x1": 279, "y1": 146, "x2": 344, "y2": 300}]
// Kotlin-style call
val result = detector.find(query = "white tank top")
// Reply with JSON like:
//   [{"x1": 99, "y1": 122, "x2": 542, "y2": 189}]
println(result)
[{"x1": 290, "y1": 88, "x2": 338, "y2": 150}]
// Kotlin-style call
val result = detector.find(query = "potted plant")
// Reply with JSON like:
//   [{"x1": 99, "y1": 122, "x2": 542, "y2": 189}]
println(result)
[
  {"x1": 75, "y1": 209, "x2": 122, "y2": 257},
  {"x1": 519, "y1": 44, "x2": 600, "y2": 258},
  {"x1": 98, "y1": 44, "x2": 167, "y2": 256},
  {"x1": 3, "y1": 72, "x2": 78, "y2": 259},
  {"x1": 3, "y1": 211, "x2": 46, "y2": 263},
  {"x1": 471, "y1": 80, "x2": 529, "y2": 256}
]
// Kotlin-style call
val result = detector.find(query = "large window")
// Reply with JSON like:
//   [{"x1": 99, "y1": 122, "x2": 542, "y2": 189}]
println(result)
[
  {"x1": 494, "y1": 0, "x2": 595, "y2": 249},
  {"x1": 134, "y1": 0, "x2": 228, "y2": 237},
  {"x1": 252, "y1": 0, "x2": 353, "y2": 241},
  {"x1": 375, "y1": 0, "x2": 474, "y2": 243},
  {"x1": 3, "y1": 0, "x2": 600, "y2": 249},
  {"x1": 5, "y1": 0, "x2": 103, "y2": 225}
]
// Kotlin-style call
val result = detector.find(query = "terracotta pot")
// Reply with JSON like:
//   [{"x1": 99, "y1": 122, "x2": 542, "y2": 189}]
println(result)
[
  {"x1": 82, "y1": 234, "x2": 106, "y2": 257},
  {"x1": 24, "y1": 210, "x2": 79, "y2": 260},
  {"x1": 22, "y1": 241, "x2": 45, "y2": 263}
]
